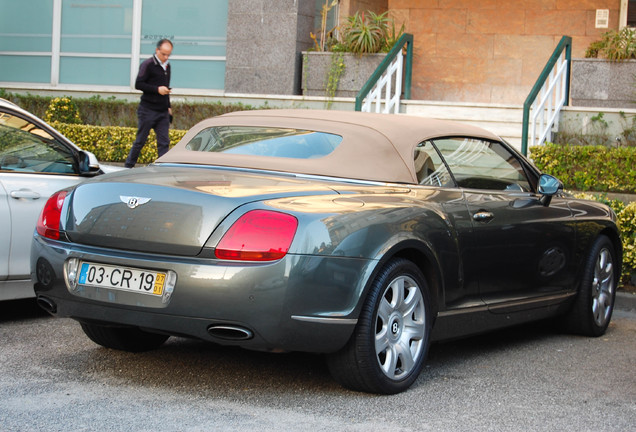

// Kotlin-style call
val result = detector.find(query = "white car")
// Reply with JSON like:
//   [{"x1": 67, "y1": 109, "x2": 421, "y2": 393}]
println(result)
[{"x1": 0, "y1": 98, "x2": 120, "y2": 300}]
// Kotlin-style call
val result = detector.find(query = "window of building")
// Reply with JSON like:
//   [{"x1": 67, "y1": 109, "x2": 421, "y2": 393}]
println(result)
[
  {"x1": 141, "y1": 0, "x2": 227, "y2": 89},
  {"x1": 314, "y1": 0, "x2": 339, "y2": 41},
  {"x1": 628, "y1": 0, "x2": 636, "y2": 27},
  {"x1": 0, "y1": 0, "x2": 53, "y2": 83},
  {"x1": 0, "y1": 0, "x2": 227, "y2": 91},
  {"x1": 59, "y1": 0, "x2": 134, "y2": 86}
]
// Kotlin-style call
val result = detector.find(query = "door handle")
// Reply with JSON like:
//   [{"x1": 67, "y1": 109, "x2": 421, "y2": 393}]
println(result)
[
  {"x1": 473, "y1": 211, "x2": 494, "y2": 222},
  {"x1": 10, "y1": 189, "x2": 41, "y2": 200}
]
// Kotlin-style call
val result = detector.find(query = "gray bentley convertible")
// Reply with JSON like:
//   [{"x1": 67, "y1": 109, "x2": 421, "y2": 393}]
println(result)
[{"x1": 32, "y1": 110, "x2": 621, "y2": 394}]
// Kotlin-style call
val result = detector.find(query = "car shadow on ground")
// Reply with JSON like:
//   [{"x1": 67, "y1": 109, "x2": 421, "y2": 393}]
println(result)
[
  {"x1": 40, "y1": 317, "x2": 591, "y2": 397},
  {"x1": 0, "y1": 298, "x2": 49, "y2": 322},
  {"x1": 7, "y1": 299, "x2": 619, "y2": 396}
]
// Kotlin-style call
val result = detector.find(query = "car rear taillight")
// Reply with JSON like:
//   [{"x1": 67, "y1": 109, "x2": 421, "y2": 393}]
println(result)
[
  {"x1": 215, "y1": 210, "x2": 298, "y2": 261},
  {"x1": 36, "y1": 190, "x2": 68, "y2": 240}
]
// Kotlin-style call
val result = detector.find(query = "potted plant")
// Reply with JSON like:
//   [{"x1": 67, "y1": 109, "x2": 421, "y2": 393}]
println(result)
[
  {"x1": 571, "y1": 27, "x2": 636, "y2": 108},
  {"x1": 302, "y1": 7, "x2": 404, "y2": 104}
]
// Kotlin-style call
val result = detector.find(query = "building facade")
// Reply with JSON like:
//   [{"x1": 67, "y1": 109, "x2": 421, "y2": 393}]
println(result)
[{"x1": 0, "y1": 0, "x2": 631, "y2": 104}]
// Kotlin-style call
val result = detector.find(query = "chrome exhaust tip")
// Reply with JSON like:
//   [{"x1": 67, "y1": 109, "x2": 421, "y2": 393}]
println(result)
[
  {"x1": 207, "y1": 324, "x2": 253, "y2": 341},
  {"x1": 36, "y1": 296, "x2": 57, "y2": 314}
]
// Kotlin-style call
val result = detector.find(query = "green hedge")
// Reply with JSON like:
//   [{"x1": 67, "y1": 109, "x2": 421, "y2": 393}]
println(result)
[
  {"x1": 576, "y1": 194, "x2": 636, "y2": 282},
  {"x1": 0, "y1": 90, "x2": 257, "y2": 130},
  {"x1": 532, "y1": 145, "x2": 636, "y2": 280},
  {"x1": 617, "y1": 202, "x2": 636, "y2": 282},
  {"x1": 54, "y1": 122, "x2": 187, "y2": 165},
  {"x1": 530, "y1": 144, "x2": 636, "y2": 194}
]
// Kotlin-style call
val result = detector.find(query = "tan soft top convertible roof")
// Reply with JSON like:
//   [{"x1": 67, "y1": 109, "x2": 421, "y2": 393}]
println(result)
[{"x1": 158, "y1": 109, "x2": 502, "y2": 184}]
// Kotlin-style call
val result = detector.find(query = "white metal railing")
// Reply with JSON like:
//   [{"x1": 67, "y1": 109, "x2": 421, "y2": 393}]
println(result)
[
  {"x1": 355, "y1": 33, "x2": 413, "y2": 114},
  {"x1": 360, "y1": 53, "x2": 403, "y2": 114},
  {"x1": 521, "y1": 36, "x2": 572, "y2": 155},
  {"x1": 529, "y1": 51, "x2": 569, "y2": 147}
]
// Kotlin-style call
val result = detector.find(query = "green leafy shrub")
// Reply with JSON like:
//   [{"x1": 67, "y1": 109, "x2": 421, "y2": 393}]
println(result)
[
  {"x1": 575, "y1": 193, "x2": 636, "y2": 281},
  {"x1": 337, "y1": 11, "x2": 391, "y2": 54},
  {"x1": 2, "y1": 91, "x2": 256, "y2": 130},
  {"x1": 584, "y1": 27, "x2": 636, "y2": 61},
  {"x1": 617, "y1": 202, "x2": 636, "y2": 281},
  {"x1": 45, "y1": 97, "x2": 82, "y2": 124},
  {"x1": 530, "y1": 144, "x2": 636, "y2": 194},
  {"x1": 0, "y1": 90, "x2": 260, "y2": 165},
  {"x1": 310, "y1": 8, "x2": 404, "y2": 54},
  {"x1": 53, "y1": 122, "x2": 186, "y2": 165}
]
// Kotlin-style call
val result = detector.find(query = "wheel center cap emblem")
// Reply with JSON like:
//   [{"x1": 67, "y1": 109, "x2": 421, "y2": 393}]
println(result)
[
  {"x1": 120, "y1": 195, "x2": 151, "y2": 209},
  {"x1": 391, "y1": 321, "x2": 399, "y2": 335}
]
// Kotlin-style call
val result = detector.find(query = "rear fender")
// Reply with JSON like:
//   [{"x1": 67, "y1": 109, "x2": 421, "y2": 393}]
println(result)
[{"x1": 355, "y1": 238, "x2": 445, "y2": 321}]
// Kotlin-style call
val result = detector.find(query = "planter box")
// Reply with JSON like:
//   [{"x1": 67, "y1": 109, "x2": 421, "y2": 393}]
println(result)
[
  {"x1": 571, "y1": 58, "x2": 636, "y2": 109},
  {"x1": 301, "y1": 51, "x2": 386, "y2": 98}
]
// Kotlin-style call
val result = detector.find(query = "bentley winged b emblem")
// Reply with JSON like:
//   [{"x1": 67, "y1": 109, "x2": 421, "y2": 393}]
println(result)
[{"x1": 120, "y1": 195, "x2": 151, "y2": 209}]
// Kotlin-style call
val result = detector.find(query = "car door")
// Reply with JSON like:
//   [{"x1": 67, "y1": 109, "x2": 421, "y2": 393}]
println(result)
[
  {"x1": 414, "y1": 140, "x2": 482, "y2": 310},
  {"x1": 0, "y1": 107, "x2": 83, "y2": 282},
  {"x1": 429, "y1": 137, "x2": 576, "y2": 312}
]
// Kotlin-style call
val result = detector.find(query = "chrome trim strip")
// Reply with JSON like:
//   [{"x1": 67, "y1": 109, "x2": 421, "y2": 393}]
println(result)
[{"x1": 291, "y1": 315, "x2": 358, "y2": 325}]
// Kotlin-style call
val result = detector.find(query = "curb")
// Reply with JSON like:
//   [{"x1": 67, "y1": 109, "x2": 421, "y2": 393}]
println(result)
[{"x1": 616, "y1": 291, "x2": 636, "y2": 312}]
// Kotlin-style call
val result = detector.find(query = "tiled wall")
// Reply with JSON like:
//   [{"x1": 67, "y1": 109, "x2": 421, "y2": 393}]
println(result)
[{"x1": 389, "y1": 0, "x2": 620, "y2": 104}]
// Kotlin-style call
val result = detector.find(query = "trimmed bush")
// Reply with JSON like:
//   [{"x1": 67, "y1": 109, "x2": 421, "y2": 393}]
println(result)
[
  {"x1": 1, "y1": 90, "x2": 258, "y2": 130},
  {"x1": 530, "y1": 144, "x2": 636, "y2": 194},
  {"x1": 618, "y1": 202, "x2": 636, "y2": 281},
  {"x1": 45, "y1": 97, "x2": 82, "y2": 124},
  {"x1": 576, "y1": 194, "x2": 636, "y2": 282},
  {"x1": 53, "y1": 122, "x2": 187, "y2": 165}
]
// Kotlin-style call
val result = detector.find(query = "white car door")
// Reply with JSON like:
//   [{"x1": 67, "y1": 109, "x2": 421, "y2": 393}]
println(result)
[
  {"x1": 1, "y1": 173, "x2": 81, "y2": 278},
  {"x1": 0, "y1": 106, "x2": 85, "y2": 298}
]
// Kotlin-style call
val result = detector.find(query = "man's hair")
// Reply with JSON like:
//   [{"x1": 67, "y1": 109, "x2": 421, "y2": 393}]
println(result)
[{"x1": 156, "y1": 39, "x2": 173, "y2": 49}]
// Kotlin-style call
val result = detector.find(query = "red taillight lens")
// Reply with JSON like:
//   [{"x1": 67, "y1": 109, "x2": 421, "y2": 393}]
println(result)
[
  {"x1": 215, "y1": 210, "x2": 298, "y2": 261},
  {"x1": 36, "y1": 190, "x2": 68, "y2": 240}
]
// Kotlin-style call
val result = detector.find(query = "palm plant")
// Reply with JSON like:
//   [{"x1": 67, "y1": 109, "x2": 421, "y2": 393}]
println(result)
[
  {"x1": 585, "y1": 27, "x2": 636, "y2": 61},
  {"x1": 339, "y1": 11, "x2": 391, "y2": 54}
]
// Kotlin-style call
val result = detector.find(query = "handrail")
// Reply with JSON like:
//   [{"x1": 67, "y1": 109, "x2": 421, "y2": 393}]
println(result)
[
  {"x1": 521, "y1": 35, "x2": 572, "y2": 155},
  {"x1": 355, "y1": 33, "x2": 413, "y2": 113}
]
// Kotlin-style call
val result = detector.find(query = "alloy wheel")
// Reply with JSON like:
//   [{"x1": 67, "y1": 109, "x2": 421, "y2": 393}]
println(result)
[{"x1": 374, "y1": 275, "x2": 426, "y2": 380}]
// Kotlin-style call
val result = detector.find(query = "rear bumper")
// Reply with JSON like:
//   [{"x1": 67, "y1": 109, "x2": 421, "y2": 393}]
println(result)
[
  {"x1": 32, "y1": 235, "x2": 371, "y2": 353},
  {"x1": 35, "y1": 292, "x2": 357, "y2": 352}
]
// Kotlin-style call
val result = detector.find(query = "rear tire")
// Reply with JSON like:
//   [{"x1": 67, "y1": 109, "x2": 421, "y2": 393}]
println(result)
[
  {"x1": 327, "y1": 258, "x2": 431, "y2": 394},
  {"x1": 564, "y1": 235, "x2": 618, "y2": 336},
  {"x1": 79, "y1": 322, "x2": 169, "y2": 352}
]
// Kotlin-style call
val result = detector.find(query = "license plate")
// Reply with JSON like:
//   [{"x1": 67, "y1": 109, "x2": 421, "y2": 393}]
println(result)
[{"x1": 78, "y1": 261, "x2": 166, "y2": 296}]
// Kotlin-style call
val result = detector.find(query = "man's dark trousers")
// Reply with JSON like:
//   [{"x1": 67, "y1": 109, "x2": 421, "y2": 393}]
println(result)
[{"x1": 124, "y1": 104, "x2": 170, "y2": 168}]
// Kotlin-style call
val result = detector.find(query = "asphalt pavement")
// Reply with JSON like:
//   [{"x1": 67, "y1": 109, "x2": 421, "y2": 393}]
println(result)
[
  {"x1": 616, "y1": 290, "x2": 636, "y2": 312},
  {"x1": 1, "y1": 295, "x2": 634, "y2": 432}
]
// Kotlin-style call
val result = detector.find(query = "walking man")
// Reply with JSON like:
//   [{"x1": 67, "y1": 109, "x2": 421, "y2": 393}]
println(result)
[{"x1": 125, "y1": 39, "x2": 173, "y2": 168}]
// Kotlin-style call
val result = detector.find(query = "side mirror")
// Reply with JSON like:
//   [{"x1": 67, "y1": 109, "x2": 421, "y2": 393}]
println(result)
[
  {"x1": 538, "y1": 174, "x2": 563, "y2": 206},
  {"x1": 78, "y1": 151, "x2": 101, "y2": 176}
]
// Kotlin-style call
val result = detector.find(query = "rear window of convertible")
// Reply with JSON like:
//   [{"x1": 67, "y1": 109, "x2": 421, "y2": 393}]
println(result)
[{"x1": 185, "y1": 126, "x2": 343, "y2": 159}]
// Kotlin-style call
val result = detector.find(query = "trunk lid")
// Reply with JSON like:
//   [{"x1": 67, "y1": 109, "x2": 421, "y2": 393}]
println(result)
[{"x1": 64, "y1": 165, "x2": 338, "y2": 256}]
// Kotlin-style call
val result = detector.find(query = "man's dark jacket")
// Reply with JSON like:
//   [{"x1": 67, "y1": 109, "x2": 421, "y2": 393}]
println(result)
[{"x1": 135, "y1": 55, "x2": 171, "y2": 112}]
